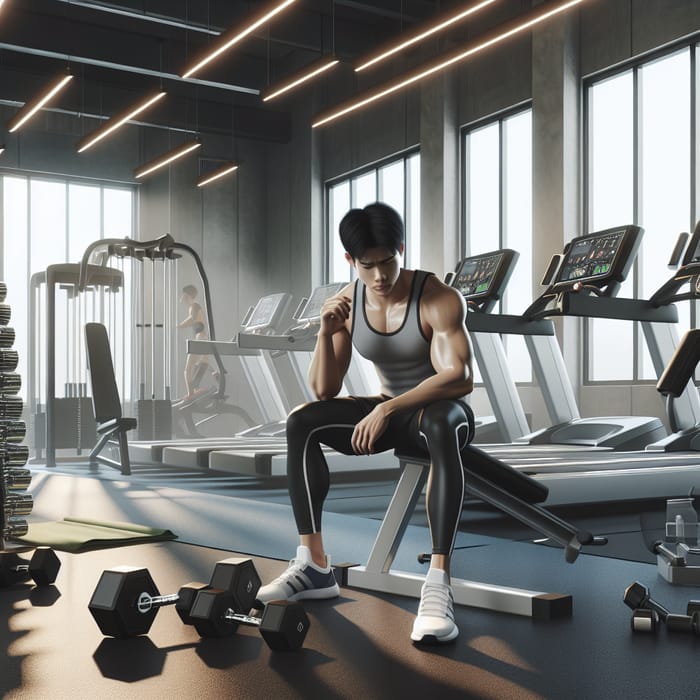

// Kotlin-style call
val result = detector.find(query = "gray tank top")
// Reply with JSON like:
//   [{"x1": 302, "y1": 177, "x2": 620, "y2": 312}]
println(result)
[{"x1": 351, "y1": 270, "x2": 436, "y2": 397}]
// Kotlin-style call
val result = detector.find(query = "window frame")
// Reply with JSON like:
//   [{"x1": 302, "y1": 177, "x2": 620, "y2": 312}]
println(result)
[
  {"x1": 323, "y1": 147, "x2": 420, "y2": 283},
  {"x1": 460, "y1": 101, "x2": 534, "y2": 386},
  {"x1": 582, "y1": 36, "x2": 699, "y2": 385}
]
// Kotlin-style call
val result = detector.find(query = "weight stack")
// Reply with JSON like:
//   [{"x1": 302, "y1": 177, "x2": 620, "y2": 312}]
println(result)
[
  {"x1": 0, "y1": 280, "x2": 33, "y2": 551},
  {"x1": 137, "y1": 399, "x2": 172, "y2": 441}
]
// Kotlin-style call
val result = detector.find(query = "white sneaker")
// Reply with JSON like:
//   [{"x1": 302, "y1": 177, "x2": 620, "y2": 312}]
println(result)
[
  {"x1": 255, "y1": 545, "x2": 340, "y2": 607},
  {"x1": 410, "y1": 568, "x2": 459, "y2": 645}
]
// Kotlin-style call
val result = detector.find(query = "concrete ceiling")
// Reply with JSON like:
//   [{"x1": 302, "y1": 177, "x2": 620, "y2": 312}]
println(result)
[{"x1": 0, "y1": 0, "x2": 526, "y2": 143}]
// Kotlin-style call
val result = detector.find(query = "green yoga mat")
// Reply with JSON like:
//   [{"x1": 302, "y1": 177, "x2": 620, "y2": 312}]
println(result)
[{"x1": 17, "y1": 517, "x2": 178, "y2": 553}]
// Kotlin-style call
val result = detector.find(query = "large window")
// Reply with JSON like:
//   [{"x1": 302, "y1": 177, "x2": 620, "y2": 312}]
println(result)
[
  {"x1": 585, "y1": 46, "x2": 696, "y2": 382},
  {"x1": 1, "y1": 175, "x2": 135, "y2": 415},
  {"x1": 326, "y1": 151, "x2": 420, "y2": 282},
  {"x1": 463, "y1": 108, "x2": 533, "y2": 382}
]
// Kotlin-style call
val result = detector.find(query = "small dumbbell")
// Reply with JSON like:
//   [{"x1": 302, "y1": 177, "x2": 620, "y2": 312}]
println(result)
[
  {"x1": 0, "y1": 304, "x2": 10, "y2": 326},
  {"x1": 3, "y1": 493, "x2": 33, "y2": 517},
  {"x1": 1, "y1": 444, "x2": 29, "y2": 467},
  {"x1": 0, "y1": 547, "x2": 61, "y2": 587},
  {"x1": 0, "y1": 421, "x2": 26, "y2": 443},
  {"x1": 89, "y1": 557, "x2": 261, "y2": 638},
  {"x1": 2, "y1": 518, "x2": 29, "y2": 539},
  {"x1": 0, "y1": 327, "x2": 15, "y2": 348},
  {"x1": 0, "y1": 373, "x2": 21, "y2": 395},
  {"x1": 0, "y1": 395, "x2": 22, "y2": 420},
  {"x1": 625, "y1": 581, "x2": 700, "y2": 635},
  {"x1": 0, "y1": 349, "x2": 18, "y2": 373},
  {"x1": 3, "y1": 468, "x2": 31, "y2": 491},
  {"x1": 190, "y1": 589, "x2": 310, "y2": 651}
]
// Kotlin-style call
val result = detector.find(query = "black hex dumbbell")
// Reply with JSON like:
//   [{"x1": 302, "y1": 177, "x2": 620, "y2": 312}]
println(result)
[
  {"x1": 190, "y1": 589, "x2": 310, "y2": 651},
  {"x1": 0, "y1": 547, "x2": 61, "y2": 587},
  {"x1": 624, "y1": 581, "x2": 700, "y2": 635},
  {"x1": 88, "y1": 557, "x2": 261, "y2": 638}
]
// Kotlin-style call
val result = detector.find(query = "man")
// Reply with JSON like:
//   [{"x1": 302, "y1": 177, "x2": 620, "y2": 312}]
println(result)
[{"x1": 256, "y1": 202, "x2": 474, "y2": 645}]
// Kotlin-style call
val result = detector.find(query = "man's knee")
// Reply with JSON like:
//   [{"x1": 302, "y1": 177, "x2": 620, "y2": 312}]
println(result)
[
  {"x1": 286, "y1": 400, "x2": 329, "y2": 438},
  {"x1": 420, "y1": 400, "x2": 473, "y2": 444}
]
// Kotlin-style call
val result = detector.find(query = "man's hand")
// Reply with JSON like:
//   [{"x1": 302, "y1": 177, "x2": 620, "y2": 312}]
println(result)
[
  {"x1": 319, "y1": 295, "x2": 352, "y2": 337},
  {"x1": 351, "y1": 403, "x2": 390, "y2": 455}
]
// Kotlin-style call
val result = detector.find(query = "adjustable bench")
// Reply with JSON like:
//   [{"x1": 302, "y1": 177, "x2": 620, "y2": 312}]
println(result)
[
  {"x1": 336, "y1": 445, "x2": 607, "y2": 619},
  {"x1": 85, "y1": 322, "x2": 137, "y2": 475}
]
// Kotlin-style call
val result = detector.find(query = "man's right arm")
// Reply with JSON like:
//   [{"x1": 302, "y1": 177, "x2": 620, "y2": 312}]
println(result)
[{"x1": 308, "y1": 291, "x2": 353, "y2": 400}]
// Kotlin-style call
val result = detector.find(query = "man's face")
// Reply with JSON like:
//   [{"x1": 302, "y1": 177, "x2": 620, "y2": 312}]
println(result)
[{"x1": 346, "y1": 245, "x2": 404, "y2": 297}]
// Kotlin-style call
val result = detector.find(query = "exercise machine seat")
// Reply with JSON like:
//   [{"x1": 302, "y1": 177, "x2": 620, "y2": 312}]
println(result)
[{"x1": 85, "y1": 322, "x2": 136, "y2": 475}]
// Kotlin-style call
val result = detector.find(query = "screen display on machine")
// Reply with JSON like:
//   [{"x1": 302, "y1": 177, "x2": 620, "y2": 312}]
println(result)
[
  {"x1": 451, "y1": 252, "x2": 504, "y2": 299},
  {"x1": 684, "y1": 232, "x2": 700, "y2": 265},
  {"x1": 246, "y1": 293, "x2": 287, "y2": 330},
  {"x1": 556, "y1": 229, "x2": 625, "y2": 283},
  {"x1": 297, "y1": 283, "x2": 345, "y2": 322}
]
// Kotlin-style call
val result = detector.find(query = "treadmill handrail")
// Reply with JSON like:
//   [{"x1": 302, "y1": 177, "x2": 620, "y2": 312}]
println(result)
[{"x1": 525, "y1": 292, "x2": 679, "y2": 323}]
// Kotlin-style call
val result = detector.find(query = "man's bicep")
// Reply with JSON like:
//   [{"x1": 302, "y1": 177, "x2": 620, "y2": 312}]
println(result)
[{"x1": 429, "y1": 294, "x2": 472, "y2": 375}]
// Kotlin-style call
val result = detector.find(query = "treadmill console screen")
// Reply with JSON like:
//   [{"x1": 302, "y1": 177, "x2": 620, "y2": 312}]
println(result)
[
  {"x1": 450, "y1": 249, "x2": 518, "y2": 312},
  {"x1": 245, "y1": 293, "x2": 290, "y2": 331},
  {"x1": 297, "y1": 283, "x2": 345, "y2": 323},
  {"x1": 682, "y1": 220, "x2": 700, "y2": 267},
  {"x1": 551, "y1": 225, "x2": 643, "y2": 293},
  {"x1": 452, "y1": 252, "x2": 505, "y2": 299}
]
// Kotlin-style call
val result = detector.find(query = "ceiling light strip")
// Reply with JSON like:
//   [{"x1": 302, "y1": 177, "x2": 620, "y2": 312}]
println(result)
[
  {"x1": 313, "y1": 0, "x2": 585, "y2": 128},
  {"x1": 0, "y1": 43, "x2": 259, "y2": 95},
  {"x1": 182, "y1": 0, "x2": 297, "y2": 79},
  {"x1": 355, "y1": 0, "x2": 499, "y2": 73},
  {"x1": 77, "y1": 91, "x2": 167, "y2": 153},
  {"x1": 134, "y1": 140, "x2": 201, "y2": 179},
  {"x1": 197, "y1": 163, "x2": 239, "y2": 187},
  {"x1": 7, "y1": 73, "x2": 74, "y2": 133},
  {"x1": 262, "y1": 57, "x2": 339, "y2": 102}
]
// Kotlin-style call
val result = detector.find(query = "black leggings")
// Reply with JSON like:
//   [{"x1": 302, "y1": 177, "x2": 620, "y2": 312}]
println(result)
[{"x1": 286, "y1": 396, "x2": 475, "y2": 556}]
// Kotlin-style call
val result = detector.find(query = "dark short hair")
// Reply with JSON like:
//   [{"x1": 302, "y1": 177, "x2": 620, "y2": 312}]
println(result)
[
  {"x1": 338, "y1": 202, "x2": 404, "y2": 260},
  {"x1": 182, "y1": 284, "x2": 197, "y2": 298}
]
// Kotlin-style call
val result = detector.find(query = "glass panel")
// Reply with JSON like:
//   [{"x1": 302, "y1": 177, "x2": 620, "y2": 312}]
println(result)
[
  {"x1": 638, "y1": 49, "x2": 692, "y2": 379},
  {"x1": 378, "y1": 160, "x2": 406, "y2": 262},
  {"x1": 587, "y1": 71, "x2": 635, "y2": 380},
  {"x1": 2, "y1": 177, "x2": 28, "y2": 402},
  {"x1": 405, "y1": 153, "x2": 421, "y2": 270},
  {"x1": 103, "y1": 188, "x2": 133, "y2": 238},
  {"x1": 30, "y1": 179, "x2": 69, "y2": 396},
  {"x1": 503, "y1": 110, "x2": 533, "y2": 382},
  {"x1": 68, "y1": 183, "x2": 101, "y2": 262},
  {"x1": 352, "y1": 171, "x2": 376, "y2": 209},
  {"x1": 103, "y1": 187, "x2": 135, "y2": 401},
  {"x1": 329, "y1": 182, "x2": 351, "y2": 282},
  {"x1": 466, "y1": 123, "x2": 500, "y2": 255}
]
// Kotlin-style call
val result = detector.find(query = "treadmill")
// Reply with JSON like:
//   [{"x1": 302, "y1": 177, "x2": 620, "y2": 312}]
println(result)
[
  {"x1": 127, "y1": 291, "x2": 297, "y2": 464},
  {"x1": 458, "y1": 226, "x2": 700, "y2": 503},
  {"x1": 163, "y1": 283, "x2": 398, "y2": 475}
]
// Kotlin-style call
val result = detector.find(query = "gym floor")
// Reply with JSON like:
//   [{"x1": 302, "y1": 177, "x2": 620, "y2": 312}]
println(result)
[{"x1": 3, "y1": 460, "x2": 699, "y2": 700}]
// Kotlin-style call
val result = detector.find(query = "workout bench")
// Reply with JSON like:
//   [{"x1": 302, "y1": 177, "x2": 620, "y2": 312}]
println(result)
[
  {"x1": 337, "y1": 446, "x2": 606, "y2": 619},
  {"x1": 85, "y1": 322, "x2": 137, "y2": 475}
]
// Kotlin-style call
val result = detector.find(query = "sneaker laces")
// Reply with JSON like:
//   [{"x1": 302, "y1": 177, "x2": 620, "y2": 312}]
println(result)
[{"x1": 418, "y1": 582, "x2": 455, "y2": 620}]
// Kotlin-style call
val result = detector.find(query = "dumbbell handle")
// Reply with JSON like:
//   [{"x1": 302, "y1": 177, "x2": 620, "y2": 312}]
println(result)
[
  {"x1": 623, "y1": 582, "x2": 671, "y2": 621},
  {"x1": 222, "y1": 609, "x2": 264, "y2": 628},
  {"x1": 136, "y1": 591, "x2": 181, "y2": 613}
]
